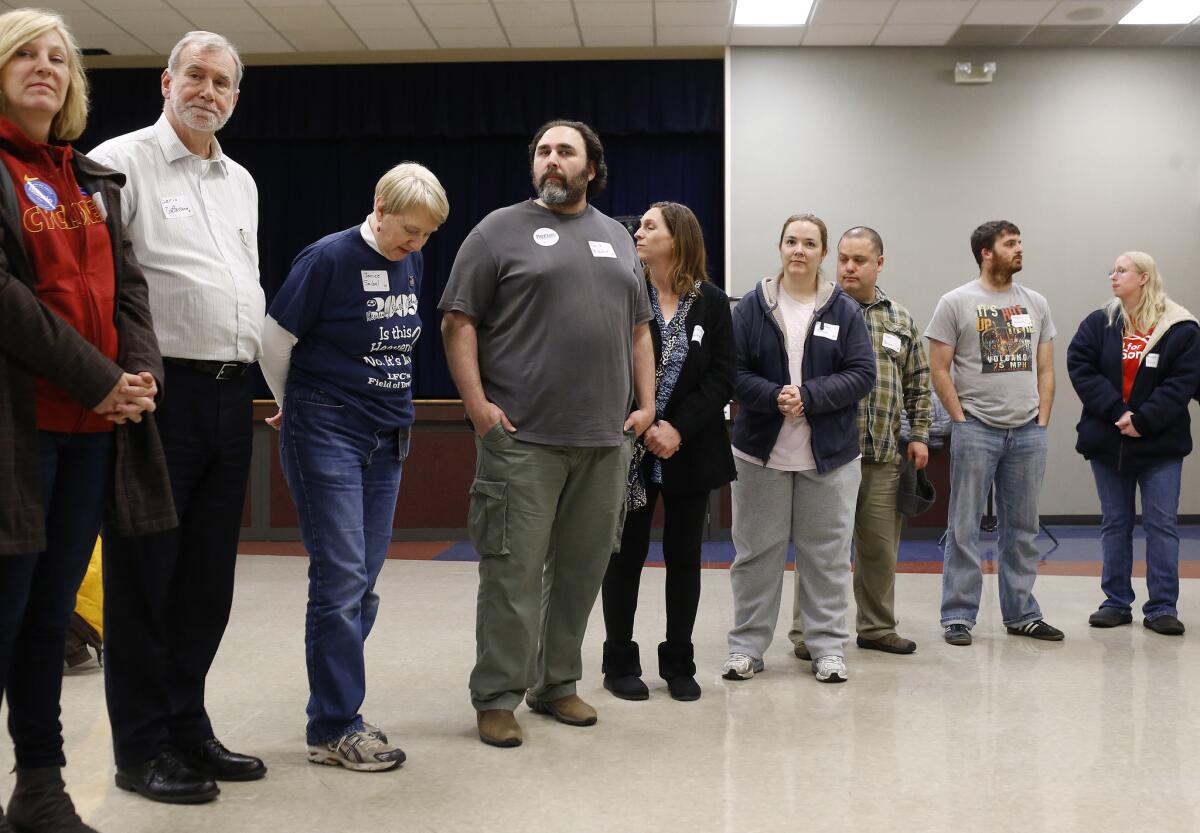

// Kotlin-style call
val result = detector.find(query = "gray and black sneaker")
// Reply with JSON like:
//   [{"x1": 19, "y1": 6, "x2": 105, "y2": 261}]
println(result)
[
  {"x1": 307, "y1": 729, "x2": 405, "y2": 772},
  {"x1": 1006, "y1": 620, "x2": 1064, "y2": 641},
  {"x1": 943, "y1": 624, "x2": 972, "y2": 646}
]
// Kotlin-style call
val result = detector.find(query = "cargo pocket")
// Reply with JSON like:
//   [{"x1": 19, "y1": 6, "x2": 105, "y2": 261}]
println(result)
[
  {"x1": 468, "y1": 478, "x2": 510, "y2": 556},
  {"x1": 611, "y1": 499, "x2": 629, "y2": 552}
]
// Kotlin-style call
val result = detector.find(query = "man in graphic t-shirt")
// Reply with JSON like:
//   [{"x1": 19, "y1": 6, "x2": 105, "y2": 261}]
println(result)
[
  {"x1": 925, "y1": 220, "x2": 1063, "y2": 646},
  {"x1": 439, "y1": 119, "x2": 654, "y2": 747}
]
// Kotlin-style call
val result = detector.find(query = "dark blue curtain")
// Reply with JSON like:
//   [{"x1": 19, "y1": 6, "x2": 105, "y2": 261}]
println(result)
[{"x1": 80, "y1": 59, "x2": 724, "y2": 398}]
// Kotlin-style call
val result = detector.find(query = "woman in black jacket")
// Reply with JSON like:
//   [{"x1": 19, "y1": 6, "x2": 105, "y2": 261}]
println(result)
[
  {"x1": 601, "y1": 202, "x2": 735, "y2": 702},
  {"x1": 1067, "y1": 251, "x2": 1200, "y2": 636}
]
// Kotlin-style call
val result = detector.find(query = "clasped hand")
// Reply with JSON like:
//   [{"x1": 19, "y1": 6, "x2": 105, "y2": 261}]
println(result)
[
  {"x1": 94, "y1": 371, "x2": 157, "y2": 424},
  {"x1": 643, "y1": 419, "x2": 681, "y2": 459},
  {"x1": 1115, "y1": 410, "x2": 1141, "y2": 438},
  {"x1": 777, "y1": 384, "x2": 804, "y2": 418}
]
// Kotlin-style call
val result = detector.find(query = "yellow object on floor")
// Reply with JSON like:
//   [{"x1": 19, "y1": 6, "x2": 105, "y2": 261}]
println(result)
[{"x1": 74, "y1": 538, "x2": 103, "y2": 639}]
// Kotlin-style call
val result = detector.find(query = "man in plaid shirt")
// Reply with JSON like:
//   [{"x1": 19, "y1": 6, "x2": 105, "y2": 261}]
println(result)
[{"x1": 789, "y1": 226, "x2": 932, "y2": 657}]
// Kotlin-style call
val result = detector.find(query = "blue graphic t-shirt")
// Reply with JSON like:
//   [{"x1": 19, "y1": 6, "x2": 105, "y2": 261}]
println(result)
[{"x1": 270, "y1": 225, "x2": 422, "y2": 431}]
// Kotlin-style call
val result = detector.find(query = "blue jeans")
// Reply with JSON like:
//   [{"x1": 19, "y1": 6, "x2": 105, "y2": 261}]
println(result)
[
  {"x1": 280, "y1": 386, "x2": 408, "y2": 745},
  {"x1": 0, "y1": 431, "x2": 113, "y2": 768},
  {"x1": 1090, "y1": 458, "x2": 1182, "y2": 620},
  {"x1": 941, "y1": 416, "x2": 1047, "y2": 628}
]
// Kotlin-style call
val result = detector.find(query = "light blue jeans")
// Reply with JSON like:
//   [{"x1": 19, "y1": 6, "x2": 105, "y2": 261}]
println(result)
[{"x1": 941, "y1": 415, "x2": 1047, "y2": 628}]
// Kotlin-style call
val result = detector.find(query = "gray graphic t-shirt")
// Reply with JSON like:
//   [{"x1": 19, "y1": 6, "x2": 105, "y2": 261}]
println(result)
[
  {"x1": 924, "y1": 279, "x2": 1055, "y2": 429},
  {"x1": 438, "y1": 200, "x2": 652, "y2": 447}
]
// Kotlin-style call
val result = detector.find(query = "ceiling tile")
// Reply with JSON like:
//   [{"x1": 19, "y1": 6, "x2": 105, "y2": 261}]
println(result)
[
  {"x1": 172, "y1": 8, "x2": 273, "y2": 30},
  {"x1": 812, "y1": 0, "x2": 895, "y2": 25},
  {"x1": 247, "y1": 0, "x2": 332, "y2": 8},
  {"x1": 223, "y1": 30, "x2": 296, "y2": 51},
  {"x1": 1166, "y1": 24, "x2": 1200, "y2": 45},
  {"x1": 56, "y1": 9, "x2": 127, "y2": 35},
  {"x1": 137, "y1": 33, "x2": 197, "y2": 53},
  {"x1": 729, "y1": 24, "x2": 806, "y2": 44},
  {"x1": 654, "y1": 2, "x2": 732, "y2": 27},
  {"x1": 357, "y1": 28, "x2": 438, "y2": 49},
  {"x1": 430, "y1": 27, "x2": 510, "y2": 47},
  {"x1": 965, "y1": 1, "x2": 1056, "y2": 25},
  {"x1": 803, "y1": 22, "x2": 881, "y2": 43},
  {"x1": 1091, "y1": 23, "x2": 1186, "y2": 45},
  {"x1": 655, "y1": 24, "x2": 728, "y2": 44},
  {"x1": 494, "y1": 2, "x2": 576, "y2": 27},
  {"x1": 337, "y1": 5, "x2": 422, "y2": 28},
  {"x1": 576, "y1": 2, "x2": 652, "y2": 26},
  {"x1": 79, "y1": 32, "x2": 157, "y2": 54},
  {"x1": 171, "y1": 0, "x2": 255, "y2": 8},
  {"x1": 25, "y1": 0, "x2": 92, "y2": 9},
  {"x1": 946, "y1": 24, "x2": 1035, "y2": 45},
  {"x1": 885, "y1": 0, "x2": 972, "y2": 24},
  {"x1": 874, "y1": 22, "x2": 955, "y2": 43},
  {"x1": 579, "y1": 25, "x2": 655, "y2": 45},
  {"x1": 256, "y1": 5, "x2": 346, "y2": 29},
  {"x1": 283, "y1": 28, "x2": 365, "y2": 50},
  {"x1": 1020, "y1": 23, "x2": 1109, "y2": 45},
  {"x1": 103, "y1": 7, "x2": 195, "y2": 33},
  {"x1": 507, "y1": 25, "x2": 581, "y2": 46},
  {"x1": 1040, "y1": 1, "x2": 1139, "y2": 25},
  {"x1": 86, "y1": 0, "x2": 169, "y2": 9},
  {"x1": 414, "y1": 3, "x2": 498, "y2": 28}
]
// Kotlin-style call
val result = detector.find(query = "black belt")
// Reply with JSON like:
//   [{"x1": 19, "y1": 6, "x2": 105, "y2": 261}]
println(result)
[{"x1": 164, "y1": 357, "x2": 250, "y2": 380}]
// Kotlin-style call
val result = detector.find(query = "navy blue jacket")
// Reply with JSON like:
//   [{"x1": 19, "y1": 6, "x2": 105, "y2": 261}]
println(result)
[
  {"x1": 731, "y1": 277, "x2": 876, "y2": 473},
  {"x1": 1066, "y1": 302, "x2": 1200, "y2": 472}
]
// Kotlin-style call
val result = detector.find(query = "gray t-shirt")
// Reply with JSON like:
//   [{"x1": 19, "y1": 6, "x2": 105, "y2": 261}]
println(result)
[
  {"x1": 439, "y1": 200, "x2": 652, "y2": 447},
  {"x1": 924, "y1": 279, "x2": 1055, "y2": 429}
]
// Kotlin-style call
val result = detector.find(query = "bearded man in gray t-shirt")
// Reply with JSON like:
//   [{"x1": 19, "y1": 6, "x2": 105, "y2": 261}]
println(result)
[
  {"x1": 439, "y1": 120, "x2": 654, "y2": 748},
  {"x1": 925, "y1": 220, "x2": 1064, "y2": 647}
]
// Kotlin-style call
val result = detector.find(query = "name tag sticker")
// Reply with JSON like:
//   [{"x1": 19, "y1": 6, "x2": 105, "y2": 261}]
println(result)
[
  {"x1": 589, "y1": 240, "x2": 617, "y2": 258},
  {"x1": 1146, "y1": 353, "x2": 1160, "y2": 368},
  {"x1": 159, "y1": 195, "x2": 193, "y2": 219},
  {"x1": 692, "y1": 325, "x2": 705, "y2": 344},
  {"x1": 1010, "y1": 313, "x2": 1033, "y2": 328},
  {"x1": 815, "y1": 322, "x2": 840, "y2": 341},
  {"x1": 361, "y1": 270, "x2": 390, "y2": 292},
  {"x1": 882, "y1": 333, "x2": 903, "y2": 353},
  {"x1": 533, "y1": 228, "x2": 559, "y2": 247}
]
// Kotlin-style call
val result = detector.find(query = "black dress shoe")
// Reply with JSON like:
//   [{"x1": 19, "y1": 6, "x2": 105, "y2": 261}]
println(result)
[
  {"x1": 1088, "y1": 607, "x2": 1132, "y2": 628},
  {"x1": 177, "y1": 738, "x2": 267, "y2": 782},
  {"x1": 115, "y1": 751, "x2": 219, "y2": 804},
  {"x1": 1144, "y1": 615, "x2": 1185, "y2": 636}
]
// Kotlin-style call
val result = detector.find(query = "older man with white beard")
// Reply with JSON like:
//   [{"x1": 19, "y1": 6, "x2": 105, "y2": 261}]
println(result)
[{"x1": 89, "y1": 31, "x2": 265, "y2": 804}]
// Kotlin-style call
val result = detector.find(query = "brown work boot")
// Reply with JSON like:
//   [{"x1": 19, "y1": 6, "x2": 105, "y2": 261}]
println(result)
[
  {"x1": 856, "y1": 633, "x2": 917, "y2": 654},
  {"x1": 525, "y1": 693, "x2": 597, "y2": 726},
  {"x1": 792, "y1": 641, "x2": 811, "y2": 661},
  {"x1": 477, "y1": 710, "x2": 522, "y2": 748}
]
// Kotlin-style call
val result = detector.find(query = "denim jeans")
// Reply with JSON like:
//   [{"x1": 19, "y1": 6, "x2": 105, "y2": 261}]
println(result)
[
  {"x1": 0, "y1": 431, "x2": 113, "y2": 768},
  {"x1": 1090, "y1": 458, "x2": 1182, "y2": 620},
  {"x1": 280, "y1": 386, "x2": 408, "y2": 745},
  {"x1": 941, "y1": 416, "x2": 1047, "y2": 628}
]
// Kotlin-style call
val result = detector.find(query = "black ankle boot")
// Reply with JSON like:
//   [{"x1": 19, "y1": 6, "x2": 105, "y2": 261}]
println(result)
[
  {"x1": 658, "y1": 641, "x2": 701, "y2": 701},
  {"x1": 7, "y1": 767, "x2": 99, "y2": 833},
  {"x1": 602, "y1": 640, "x2": 648, "y2": 700}
]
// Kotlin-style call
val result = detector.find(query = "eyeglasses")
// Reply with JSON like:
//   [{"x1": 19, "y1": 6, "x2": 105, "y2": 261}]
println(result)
[{"x1": 1107, "y1": 267, "x2": 1141, "y2": 278}]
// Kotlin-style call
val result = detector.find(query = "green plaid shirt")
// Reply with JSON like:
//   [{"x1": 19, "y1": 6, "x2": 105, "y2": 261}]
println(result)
[{"x1": 855, "y1": 287, "x2": 932, "y2": 463}]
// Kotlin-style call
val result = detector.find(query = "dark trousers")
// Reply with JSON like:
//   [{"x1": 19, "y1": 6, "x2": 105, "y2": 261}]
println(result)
[
  {"x1": 0, "y1": 431, "x2": 113, "y2": 768},
  {"x1": 602, "y1": 482, "x2": 708, "y2": 656},
  {"x1": 102, "y1": 363, "x2": 253, "y2": 768}
]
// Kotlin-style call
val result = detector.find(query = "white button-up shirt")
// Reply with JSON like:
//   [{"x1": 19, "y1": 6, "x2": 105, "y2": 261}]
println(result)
[{"x1": 90, "y1": 114, "x2": 263, "y2": 363}]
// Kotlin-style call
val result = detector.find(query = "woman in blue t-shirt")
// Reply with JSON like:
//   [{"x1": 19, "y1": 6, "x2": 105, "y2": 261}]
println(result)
[{"x1": 261, "y1": 162, "x2": 448, "y2": 772}]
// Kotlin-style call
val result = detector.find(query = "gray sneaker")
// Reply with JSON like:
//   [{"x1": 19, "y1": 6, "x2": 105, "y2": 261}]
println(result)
[
  {"x1": 307, "y1": 729, "x2": 405, "y2": 772},
  {"x1": 721, "y1": 653, "x2": 764, "y2": 680}
]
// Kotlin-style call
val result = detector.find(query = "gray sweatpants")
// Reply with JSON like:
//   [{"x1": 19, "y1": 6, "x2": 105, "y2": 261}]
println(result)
[{"x1": 727, "y1": 456, "x2": 861, "y2": 661}]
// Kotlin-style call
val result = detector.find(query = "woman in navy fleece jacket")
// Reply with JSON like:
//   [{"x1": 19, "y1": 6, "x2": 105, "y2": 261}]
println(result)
[
  {"x1": 1067, "y1": 251, "x2": 1200, "y2": 636},
  {"x1": 722, "y1": 213, "x2": 875, "y2": 685}
]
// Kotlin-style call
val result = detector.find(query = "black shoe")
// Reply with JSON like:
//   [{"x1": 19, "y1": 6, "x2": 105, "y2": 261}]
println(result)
[
  {"x1": 792, "y1": 641, "x2": 812, "y2": 660},
  {"x1": 1006, "y1": 619, "x2": 1065, "y2": 641},
  {"x1": 176, "y1": 738, "x2": 267, "y2": 782},
  {"x1": 6, "y1": 767, "x2": 98, "y2": 833},
  {"x1": 1144, "y1": 615, "x2": 1185, "y2": 636},
  {"x1": 603, "y1": 674, "x2": 649, "y2": 700},
  {"x1": 115, "y1": 751, "x2": 219, "y2": 804},
  {"x1": 0, "y1": 803, "x2": 12, "y2": 833},
  {"x1": 666, "y1": 675, "x2": 701, "y2": 701},
  {"x1": 1089, "y1": 607, "x2": 1133, "y2": 628},
  {"x1": 943, "y1": 624, "x2": 972, "y2": 646}
]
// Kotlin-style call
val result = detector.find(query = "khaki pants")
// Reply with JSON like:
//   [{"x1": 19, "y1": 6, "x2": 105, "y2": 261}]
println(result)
[
  {"x1": 468, "y1": 424, "x2": 632, "y2": 712},
  {"x1": 790, "y1": 457, "x2": 903, "y2": 644}
]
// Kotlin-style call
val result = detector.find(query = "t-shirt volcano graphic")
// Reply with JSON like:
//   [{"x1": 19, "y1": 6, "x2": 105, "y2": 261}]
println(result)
[{"x1": 976, "y1": 304, "x2": 1033, "y2": 373}]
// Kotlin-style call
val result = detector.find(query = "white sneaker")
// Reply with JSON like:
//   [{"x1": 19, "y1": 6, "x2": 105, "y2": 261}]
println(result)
[
  {"x1": 812, "y1": 655, "x2": 848, "y2": 683},
  {"x1": 307, "y1": 727, "x2": 405, "y2": 771},
  {"x1": 721, "y1": 653, "x2": 764, "y2": 680}
]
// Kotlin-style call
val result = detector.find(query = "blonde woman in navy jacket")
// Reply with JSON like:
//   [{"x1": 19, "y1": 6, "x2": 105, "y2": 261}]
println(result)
[
  {"x1": 721, "y1": 214, "x2": 875, "y2": 684},
  {"x1": 1067, "y1": 251, "x2": 1200, "y2": 636}
]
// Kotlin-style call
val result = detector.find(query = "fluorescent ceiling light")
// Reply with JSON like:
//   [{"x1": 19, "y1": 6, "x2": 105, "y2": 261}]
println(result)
[
  {"x1": 1119, "y1": 0, "x2": 1200, "y2": 24},
  {"x1": 734, "y1": 0, "x2": 816, "y2": 26}
]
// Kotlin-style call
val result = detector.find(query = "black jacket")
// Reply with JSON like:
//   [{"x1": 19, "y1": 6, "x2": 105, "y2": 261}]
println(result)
[
  {"x1": 1066, "y1": 301, "x2": 1200, "y2": 472},
  {"x1": 654, "y1": 279, "x2": 737, "y2": 495}
]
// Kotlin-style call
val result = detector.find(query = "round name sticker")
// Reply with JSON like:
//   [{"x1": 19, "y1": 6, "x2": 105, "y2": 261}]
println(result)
[{"x1": 533, "y1": 227, "x2": 559, "y2": 247}]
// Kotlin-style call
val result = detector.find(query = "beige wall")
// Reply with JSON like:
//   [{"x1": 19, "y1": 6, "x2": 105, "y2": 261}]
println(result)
[{"x1": 728, "y1": 46, "x2": 1200, "y2": 515}]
